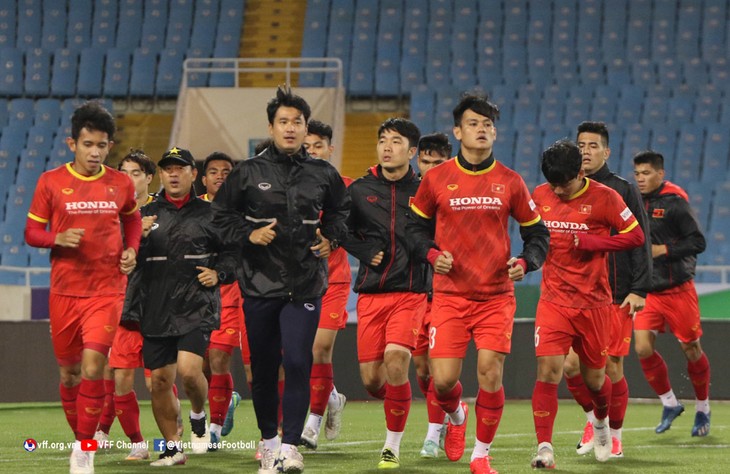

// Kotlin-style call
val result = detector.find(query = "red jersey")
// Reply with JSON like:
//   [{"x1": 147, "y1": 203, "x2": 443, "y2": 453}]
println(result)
[
  {"x1": 532, "y1": 178, "x2": 639, "y2": 309},
  {"x1": 27, "y1": 163, "x2": 138, "y2": 297},
  {"x1": 411, "y1": 158, "x2": 541, "y2": 299}
]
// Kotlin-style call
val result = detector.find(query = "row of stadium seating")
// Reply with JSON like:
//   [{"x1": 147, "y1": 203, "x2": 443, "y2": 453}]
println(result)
[{"x1": 0, "y1": 0, "x2": 244, "y2": 97}]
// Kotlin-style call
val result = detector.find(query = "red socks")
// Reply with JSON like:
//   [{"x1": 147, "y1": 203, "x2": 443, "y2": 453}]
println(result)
[
  {"x1": 532, "y1": 381, "x2": 558, "y2": 445},
  {"x1": 565, "y1": 373, "x2": 594, "y2": 412},
  {"x1": 384, "y1": 382, "x2": 411, "y2": 432},
  {"x1": 425, "y1": 378, "x2": 446, "y2": 424},
  {"x1": 431, "y1": 379, "x2": 462, "y2": 414},
  {"x1": 475, "y1": 387, "x2": 504, "y2": 444},
  {"x1": 609, "y1": 377, "x2": 629, "y2": 430},
  {"x1": 687, "y1": 352, "x2": 711, "y2": 401},
  {"x1": 97, "y1": 379, "x2": 116, "y2": 434},
  {"x1": 209, "y1": 374, "x2": 233, "y2": 426},
  {"x1": 60, "y1": 383, "x2": 80, "y2": 436},
  {"x1": 417, "y1": 376, "x2": 430, "y2": 398},
  {"x1": 640, "y1": 351, "x2": 672, "y2": 396},
  {"x1": 75, "y1": 378, "x2": 106, "y2": 440},
  {"x1": 278, "y1": 379, "x2": 285, "y2": 427},
  {"x1": 114, "y1": 391, "x2": 143, "y2": 443},
  {"x1": 590, "y1": 375, "x2": 612, "y2": 421},
  {"x1": 310, "y1": 363, "x2": 334, "y2": 416}
]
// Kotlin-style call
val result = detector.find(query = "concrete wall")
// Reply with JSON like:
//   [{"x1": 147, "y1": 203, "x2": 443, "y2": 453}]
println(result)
[{"x1": 2, "y1": 319, "x2": 727, "y2": 403}]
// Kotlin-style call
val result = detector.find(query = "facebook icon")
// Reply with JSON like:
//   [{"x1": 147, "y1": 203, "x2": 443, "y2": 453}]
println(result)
[{"x1": 153, "y1": 438, "x2": 166, "y2": 452}]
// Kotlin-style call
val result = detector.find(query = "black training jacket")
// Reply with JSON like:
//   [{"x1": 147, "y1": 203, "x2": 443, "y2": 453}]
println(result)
[
  {"x1": 343, "y1": 165, "x2": 430, "y2": 294},
  {"x1": 642, "y1": 181, "x2": 706, "y2": 292},
  {"x1": 211, "y1": 146, "x2": 349, "y2": 300},
  {"x1": 122, "y1": 191, "x2": 239, "y2": 338},
  {"x1": 591, "y1": 164, "x2": 652, "y2": 302}
]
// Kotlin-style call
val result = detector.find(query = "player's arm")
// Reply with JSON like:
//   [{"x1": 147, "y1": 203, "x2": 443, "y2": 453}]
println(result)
[
  {"x1": 319, "y1": 165, "x2": 351, "y2": 249},
  {"x1": 516, "y1": 217, "x2": 550, "y2": 273},
  {"x1": 660, "y1": 198, "x2": 706, "y2": 259},
  {"x1": 624, "y1": 184, "x2": 652, "y2": 298},
  {"x1": 341, "y1": 186, "x2": 387, "y2": 270},
  {"x1": 575, "y1": 218, "x2": 645, "y2": 252},
  {"x1": 211, "y1": 165, "x2": 255, "y2": 247}
]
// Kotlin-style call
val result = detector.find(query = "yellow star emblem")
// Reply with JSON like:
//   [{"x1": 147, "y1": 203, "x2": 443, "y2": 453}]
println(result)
[{"x1": 168, "y1": 146, "x2": 180, "y2": 155}]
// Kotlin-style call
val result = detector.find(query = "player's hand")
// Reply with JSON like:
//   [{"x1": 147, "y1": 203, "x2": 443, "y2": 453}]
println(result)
[
  {"x1": 249, "y1": 219, "x2": 277, "y2": 245},
  {"x1": 55, "y1": 228, "x2": 85, "y2": 248},
  {"x1": 434, "y1": 250, "x2": 453, "y2": 274},
  {"x1": 651, "y1": 244, "x2": 667, "y2": 258},
  {"x1": 620, "y1": 293, "x2": 645, "y2": 316},
  {"x1": 370, "y1": 251, "x2": 384, "y2": 267},
  {"x1": 310, "y1": 228, "x2": 331, "y2": 258},
  {"x1": 507, "y1": 257, "x2": 525, "y2": 281},
  {"x1": 573, "y1": 233, "x2": 580, "y2": 248},
  {"x1": 141, "y1": 215, "x2": 158, "y2": 238},
  {"x1": 196, "y1": 266, "x2": 218, "y2": 287},
  {"x1": 119, "y1": 248, "x2": 137, "y2": 274}
]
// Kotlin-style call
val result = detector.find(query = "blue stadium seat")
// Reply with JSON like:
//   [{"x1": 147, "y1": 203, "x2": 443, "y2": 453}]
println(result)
[
  {"x1": 103, "y1": 49, "x2": 131, "y2": 97},
  {"x1": 631, "y1": 58, "x2": 656, "y2": 87},
  {"x1": 683, "y1": 57, "x2": 709, "y2": 86},
  {"x1": 695, "y1": 85, "x2": 721, "y2": 123},
  {"x1": 139, "y1": 10, "x2": 167, "y2": 53},
  {"x1": 658, "y1": 59, "x2": 684, "y2": 88},
  {"x1": 15, "y1": 156, "x2": 45, "y2": 189},
  {"x1": 651, "y1": 0, "x2": 677, "y2": 60},
  {"x1": 60, "y1": 99, "x2": 86, "y2": 128},
  {"x1": 676, "y1": 0, "x2": 701, "y2": 60},
  {"x1": 166, "y1": 18, "x2": 192, "y2": 53},
  {"x1": 701, "y1": 124, "x2": 730, "y2": 184},
  {"x1": 91, "y1": 0, "x2": 119, "y2": 49},
  {"x1": 626, "y1": 0, "x2": 651, "y2": 58},
  {"x1": 650, "y1": 125, "x2": 678, "y2": 164},
  {"x1": 28, "y1": 245, "x2": 51, "y2": 268},
  {"x1": 8, "y1": 99, "x2": 35, "y2": 128},
  {"x1": 400, "y1": 35, "x2": 426, "y2": 93},
  {"x1": 0, "y1": 97, "x2": 7, "y2": 127},
  {"x1": 701, "y1": 0, "x2": 726, "y2": 58},
  {"x1": 1, "y1": 244, "x2": 29, "y2": 267},
  {"x1": 77, "y1": 48, "x2": 105, "y2": 97},
  {"x1": 513, "y1": 130, "x2": 542, "y2": 185},
  {"x1": 0, "y1": 2, "x2": 17, "y2": 48},
  {"x1": 576, "y1": 0, "x2": 601, "y2": 57},
  {"x1": 674, "y1": 125, "x2": 705, "y2": 188},
  {"x1": 129, "y1": 47, "x2": 157, "y2": 96},
  {"x1": 0, "y1": 157, "x2": 18, "y2": 195},
  {"x1": 494, "y1": 129, "x2": 516, "y2": 169},
  {"x1": 190, "y1": 1, "x2": 218, "y2": 55},
  {"x1": 16, "y1": 0, "x2": 42, "y2": 49},
  {"x1": 374, "y1": 57, "x2": 399, "y2": 97},
  {"x1": 687, "y1": 180, "x2": 712, "y2": 233},
  {"x1": 66, "y1": 2, "x2": 92, "y2": 51},
  {"x1": 616, "y1": 84, "x2": 645, "y2": 123},
  {"x1": 667, "y1": 95, "x2": 694, "y2": 124},
  {"x1": 156, "y1": 48, "x2": 184, "y2": 97},
  {"x1": 0, "y1": 48, "x2": 24, "y2": 97},
  {"x1": 564, "y1": 95, "x2": 591, "y2": 127},
  {"x1": 409, "y1": 84, "x2": 434, "y2": 133},
  {"x1": 116, "y1": 0, "x2": 143, "y2": 49},
  {"x1": 24, "y1": 48, "x2": 51, "y2": 97},
  {"x1": 620, "y1": 125, "x2": 650, "y2": 180},
  {"x1": 50, "y1": 49, "x2": 78, "y2": 97},
  {"x1": 641, "y1": 96, "x2": 668, "y2": 124},
  {"x1": 26, "y1": 125, "x2": 55, "y2": 157},
  {"x1": 601, "y1": 0, "x2": 627, "y2": 62},
  {"x1": 185, "y1": 48, "x2": 212, "y2": 87},
  {"x1": 34, "y1": 99, "x2": 61, "y2": 129}
]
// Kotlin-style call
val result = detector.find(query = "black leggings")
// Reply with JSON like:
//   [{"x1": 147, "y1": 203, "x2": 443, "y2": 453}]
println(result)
[{"x1": 244, "y1": 296, "x2": 321, "y2": 445}]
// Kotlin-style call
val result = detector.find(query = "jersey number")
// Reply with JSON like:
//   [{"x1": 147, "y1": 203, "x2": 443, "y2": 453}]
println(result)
[
  {"x1": 429, "y1": 326, "x2": 437, "y2": 350},
  {"x1": 534, "y1": 326, "x2": 540, "y2": 347}
]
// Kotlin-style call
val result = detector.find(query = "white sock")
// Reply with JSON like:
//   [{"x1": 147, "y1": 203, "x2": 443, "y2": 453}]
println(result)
[
  {"x1": 280, "y1": 443, "x2": 296, "y2": 455},
  {"x1": 470, "y1": 440, "x2": 491, "y2": 461},
  {"x1": 425, "y1": 422, "x2": 442, "y2": 443},
  {"x1": 72, "y1": 440, "x2": 81, "y2": 451},
  {"x1": 586, "y1": 410, "x2": 597, "y2": 424},
  {"x1": 449, "y1": 402, "x2": 465, "y2": 425},
  {"x1": 659, "y1": 390, "x2": 679, "y2": 407},
  {"x1": 696, "y1": 398, "x2": 710, "y2": 414},
  {"x1": 263, "y1": 436, "x2": 280, "y2": 451},
  {"x1": 610, "y1": 428, "x2": 622, "y2": 441},
  {"x1": 209, "y1": 423, "x2": 222, "y2": 436},
  {"x1": 305, "y1": 413, "x2": 323, "y2": 433},
  {"x1": 190, "y1": 410, "x2": 206, "y2": 420},
  {"x1": 328, "y1": 386, "x2": 340, "y2": 408},
  {"x1": 593, "y1": 417, "x2": 607, "y2": 429},
  {"x1": 383, "y1": 430, "x2": 404, "y2": 456}
]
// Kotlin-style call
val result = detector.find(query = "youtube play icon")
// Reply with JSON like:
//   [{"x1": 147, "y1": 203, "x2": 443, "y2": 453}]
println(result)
[{"x1": 81, "y1": 439, "x2": 98, "y2": 451}]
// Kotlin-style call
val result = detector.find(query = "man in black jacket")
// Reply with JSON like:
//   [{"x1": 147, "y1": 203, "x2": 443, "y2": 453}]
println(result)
[
  {"x1": 343, "y1": 118, "x2": 429, "y2": 469},
  {"x1": 125, "y1": 147, "x2": 238, "y2": 466},
  {"x1": 212, "y1": 87, "x2": 349, "y2": 474},
  {"x1": 562, "y1": 122, "x2": 652, "y2": 458},
  {"x1": 632, "y1": 151, "x2": 711, "y2": 438}
]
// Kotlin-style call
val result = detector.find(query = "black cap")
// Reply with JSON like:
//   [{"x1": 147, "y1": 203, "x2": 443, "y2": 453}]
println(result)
[{"x1": 159, "y1": 147, "x2": 195, "y2": 167}]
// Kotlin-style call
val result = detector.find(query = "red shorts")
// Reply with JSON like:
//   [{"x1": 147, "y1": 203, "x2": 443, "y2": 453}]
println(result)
[
  {"x1": 210, "y1": 305, "x2": 243, "y2": 353},
  {"x1": 108, "y1": 323, "x2": 144, "y2": 369},
  {"x1": 634, "y1": 280, "x2": 703, "y2": 343},
  {"x1": 319, "y1": 282, "x2": 350, "y2": 330},
  {"x1": 356, "y1": 292, "x2": 427, "y2": 363},
  {"x1": 238, "y1": 302, "x2": 250, "y2": 365},
  {"x1": 412, "y1": 301, "x2": 432, "y2": 357},
  {"x1": 608, "y1": 304, "x2": 633, "y2": 357},
  {"x1": 429, "y1": 293, "x2": 515, "y2": 358},
  {"x1": 535, "y1": 299, "x2": 610, "y2": 369},
  {"x1": 49, "y1": 293, "x2": 123, "y2": 366}
]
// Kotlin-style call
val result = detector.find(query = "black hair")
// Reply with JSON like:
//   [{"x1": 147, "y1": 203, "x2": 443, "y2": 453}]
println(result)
[
  {"x1": 266, "y1": 86, "x2": 311, "y2": 124},
  {"x1": 633, "y1": 150, "x2": 665, "y2": 170},
  {"x1": 203, "y1": 151, "x2": 234, "y2": 172},
  {"x1": 577, "y1": 121, "x2": 610, "y2": 147},
  {"x1": 378, "y1": 117, "x2": 421, "y2": 148},
  {"x1": 71, "y1": 100, "x2": 116, "y2": 141},
  {"x1": 307, "y1": 119, "x2": 333, "y2": 143},
  {"x1": 541, "y1": 139, "x2": 583, "y2": 184},
  {"x1": 453, "y1": 92, "x2": 500, "y2": 126},
  {"x1": 118, "y1": 149, "x2": 156, "y2": 176},
  {"x1": 418, "y1": 133, "x2": 452, "y2": 158},
  {"x1": 254, "y1": 138, "x2": 273, "y2": 155}
]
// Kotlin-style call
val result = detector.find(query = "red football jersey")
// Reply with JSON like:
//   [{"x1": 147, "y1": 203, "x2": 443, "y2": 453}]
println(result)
[
  {"x1": 532, "y1": 178, "x2": 639, "y2": 309},
  {"x1": 27, "y1": 163, "x2": 138, "y2": 296},
  {"x1": 411, "y1": 158, "x2": 541, "y2": 299}
]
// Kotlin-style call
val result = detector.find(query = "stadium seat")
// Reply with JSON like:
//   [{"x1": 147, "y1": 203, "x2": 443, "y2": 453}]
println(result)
[
  {"x1": 701, "y1": 0, "x2": 726, "y2": 58},
  {"x1": 34, "y1": 98, "x2": 61, "y2": 129},
  {"x1": 674, "y1": 125, "x2": 705, "y2": 188},
  {"x1": 8, "y1": 99, "x2": 35, "y2": 129},
  {"x1": 676, "y1": 0, "x2": 701, "y2": 60},
  {"x1": 601, "y1": 0, "x2": 627, "y2": 62},
  {"x1": 50, "y1": 49, "x2": 78, "y2": 97},
  {"x1": 494, "y1": 129, "x2": 516, "y2": 169},
  {"x1": 0, "y1": 98, "x2": 7, "y2": 127},
  {"x1": 409, "y1": 84, "x2": 434, "y2": 133},
  {"x1": 77, "y1": 48, "x2": 105, "y2": 97},
  {"x1": 25, "y1": 125, "x2": 55, "y2": 157},
  {"x1": 16, "y1": 1, "x2": 42, "y2": 50},
  {"x1": 66, "y1": 2, "x2": 92, "y2": 51},
  {"x1": 651, "y1": 0, "x2": 677, "y2": 60},
  {"x1": 24, "y1": 48, "x2": 52, "y2": 97},
  {"x1": 0, "y1": 48, "x2": 24, "y2": 97},
  {"x1": 155, "y1": 48, "x2": 184, "y2": 97},
  {"x1": 687, "y1": 180, "x2": 712, "y2": 233},
  {"x1": 626, "y1": 0, "x2": 651, "y2": 58},
  {"x1": 129, "y1": 48, "x2": 157, "y2": 97},
  {"x1": 140, "y1": 10, "x2": 168, "y2": 53},
  {"x1": 701, "y1": 124, "x2": 730, "y2": 184},
  {"x1": 104, "y1": 49, "x2": 132, "y2": 97},
  {"x1": 1, "y1": 244, "x2": 29, "y2": 267},
  {"x1": 0, "y1": 2, "x2": 17, "y2": 48},
  {"x1": 116, "y1": 0, "x2": 144, "y2": 50},
  {"x1": 91, "y1": 0, "x2": 119, "y2": 49}
]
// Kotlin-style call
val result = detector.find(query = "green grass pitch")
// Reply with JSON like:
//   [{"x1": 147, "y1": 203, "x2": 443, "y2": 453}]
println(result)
[{"x1": 1, "y1": 399, "x2": 726, "y2": 473}]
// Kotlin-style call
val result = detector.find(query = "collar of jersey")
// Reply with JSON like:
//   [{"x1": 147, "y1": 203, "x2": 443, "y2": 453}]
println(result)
[
  {"x1": 566, "y1": 178, "x2": 591, "y2": 200},
  {"x1": 66, "y1": 162, "x2": 106, "y2": 181},
  {"x1": 455, "y1": 152, "x2": 495, "y2": 175}
]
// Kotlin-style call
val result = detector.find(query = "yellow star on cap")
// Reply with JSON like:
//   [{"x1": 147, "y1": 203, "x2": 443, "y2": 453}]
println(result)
[{"x1": 168, "y1": 146, "x2": 180, "y2": 155}]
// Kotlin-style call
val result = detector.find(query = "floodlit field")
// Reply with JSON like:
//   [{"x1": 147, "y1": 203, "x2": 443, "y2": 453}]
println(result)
[{"x1": 1, "y1": 399, "x2": 727, "y2": 473}]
